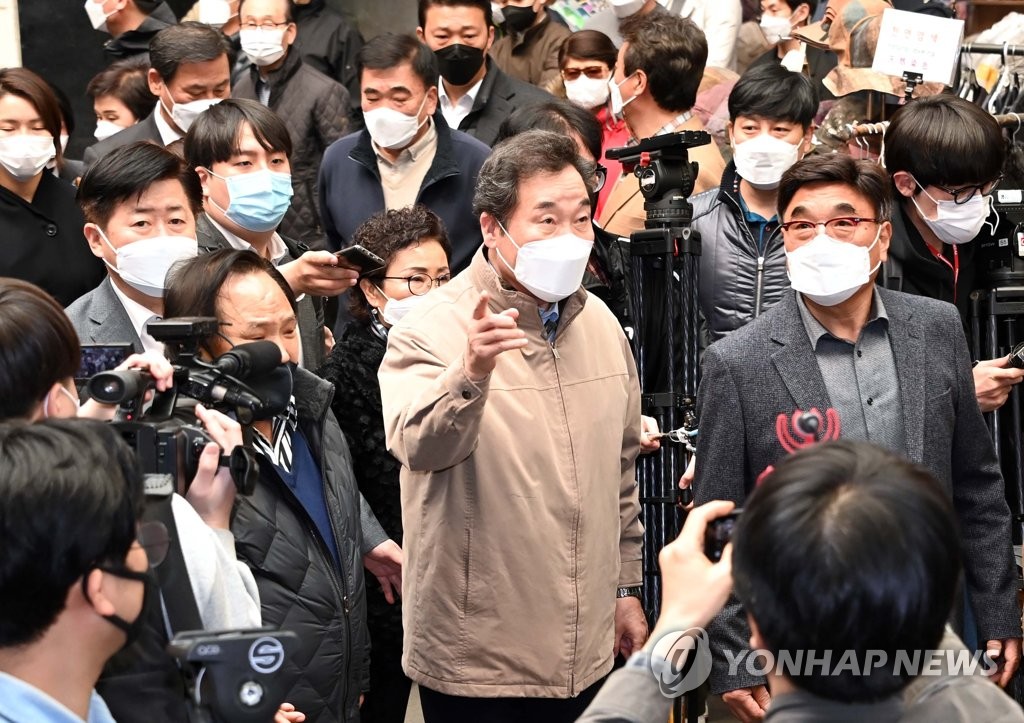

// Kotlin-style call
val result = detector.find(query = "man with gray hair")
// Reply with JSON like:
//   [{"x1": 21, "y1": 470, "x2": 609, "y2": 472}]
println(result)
[{"x1": 379, "y1": 129, "x2": 647, "y2": 722}]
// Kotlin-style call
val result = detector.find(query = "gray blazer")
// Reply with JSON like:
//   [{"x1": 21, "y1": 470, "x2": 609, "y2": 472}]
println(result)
[
  {"x1": 694, "y1": 288, "x2": 1020, "y2": 694},
  {"x1": 65, "y1": 277, "x2": 144, "y2": 352},
  {"x1": 195, "y1": 213, "x2": 326, "y2": 370}
]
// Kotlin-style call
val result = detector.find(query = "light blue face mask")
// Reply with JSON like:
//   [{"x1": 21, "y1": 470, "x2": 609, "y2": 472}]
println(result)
[{"x1": 210, "y1": 169, "x2": 294, "y2": 233}]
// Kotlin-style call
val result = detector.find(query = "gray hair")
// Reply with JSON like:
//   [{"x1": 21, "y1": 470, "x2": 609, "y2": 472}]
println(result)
[{"x1": 472, "y1": 130, "x2": 597, "y2": 226}]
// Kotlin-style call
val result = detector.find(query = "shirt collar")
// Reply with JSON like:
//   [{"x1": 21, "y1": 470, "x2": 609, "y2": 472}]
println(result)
[
  {"x1": 108, "y1": 279, "x2": 163, "y2": 354},
  {"x1": 438, "y1": 76, "x2": 484, "y2": 110},
  {"x1": 796, "y1": 286, "x2": 889, "y2": 347},
  {"x1": 206, "y1": 214, "x2": 289, "y2": 265},
  {"x1": 737, "y1": 192, "x2": 778, "y2": 224},
  {"x1": 655, "y1": 111, "x2": 693, "y2": 137},
  {"x1": 0, "y1": 672, "x2": 117, "y2": 723},
  {"x1": 152, "y1": 101, "x2": 182, "y2": 146},
  {"x1": 373, "y1": 117, "x2": 438, "y2": 166}
]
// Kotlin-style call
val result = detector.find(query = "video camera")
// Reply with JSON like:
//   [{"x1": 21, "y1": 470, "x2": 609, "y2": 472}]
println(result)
[
  {"x1": 86, "y1": 317, "x2": 288, "y2": 495},
  {"x1": 169, "y1": 629, "x2": 300, "y2": 723}
]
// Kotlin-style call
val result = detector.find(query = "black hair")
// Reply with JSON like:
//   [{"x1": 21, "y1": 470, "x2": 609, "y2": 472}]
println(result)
[
  {"x1": 349, "y1": 206, "x2": 452, "y2": 323},
  {"x1": 0, "y1": 280, "x2": 81, "y2": 420},
  {"x1": 728, "y1": 63, "x2": 818, "y2": 128},
  {"x1": 47, "y1": 81, "x2": 75, "y2": 136},
  {"x1": 777, "y1": 0, "x2": 819, "y2": 17},
  {"x1": 418, "y1": 0, "x2": 493, "y2": 29},
  {"x1": 778, "y1": 154, "x2": 893, "y2": 221},
  {"x1": 184, "y1": 98, "x2": 293, "y2": 171},
  {"x1": 164, "y1": 249, "x2": 297, "y2": 358},
  {"x1": 150, "y1": 21, "x2": 232, "y2": 84},
  {"x1": 87, "y1": 55, "x2": 158, "y2": 122},
  {"x1": 496, "y1": 99, "x2": 603, "y2": 165},
  {"x1": 733, "y1": 441, "x2": 961, "y2": 702},
  {"x1": 77, "y1": 141, "x2": 203, "y2": 227},
  {"x1": 0, "y1": 419, "x2": 144, "y2": 648},
  {"x1": 558, "y1": 29, "x2": 618, "y2": 70},
  {"x1": 884, "y1": 94, "x2": 1006, "y2": 189},
  {"x1": 622, "y1": 13, "x2": 706, "y2": 112},
  {"x1": 358, "y1": 33, "x2": 439, "y2": 91}
]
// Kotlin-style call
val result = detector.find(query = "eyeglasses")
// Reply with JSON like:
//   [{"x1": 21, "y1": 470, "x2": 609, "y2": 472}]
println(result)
[
  {"x1": 779, "y1": 216, "x2": 881, "y2": 241},
  {"x1": 381, "y1": 273, "x2": 452, "y2": 296},
  {"x1": 593, "y1": 164, "x2": 607, "y2": 193},
  {"x1": 930, "y1": 175, "x2": 1003, "y2": 205},
  {"x1": 135, "y1": 520, "x2": 170, "y2": 567},
  {"x1": 240, "y1": 20, "x2": 290, "y2": 31},
  {"x1": 561, "y1": 66, "x2": 609, "y2": 81}
]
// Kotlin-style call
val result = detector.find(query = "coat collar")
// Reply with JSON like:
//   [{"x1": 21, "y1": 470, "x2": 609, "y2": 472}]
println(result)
[
  {"x1": 767, "y1": 287, "x2": 925, "y2": 462},
  {"x1": 246, "y1": 49, "x2": 304, "y2": 102},
  {"x1": 349, "y1": 111, "x2": 461, "y2": 188}
]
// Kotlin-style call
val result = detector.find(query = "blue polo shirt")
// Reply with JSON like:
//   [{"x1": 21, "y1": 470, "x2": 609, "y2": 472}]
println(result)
[{"x1": 738, "y1": 193, "x2": 779, "y2": 255}]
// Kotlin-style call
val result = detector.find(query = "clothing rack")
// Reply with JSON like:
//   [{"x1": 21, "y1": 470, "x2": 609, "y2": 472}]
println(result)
[{"x1": 838, "y1": 112, "x2": 1024, "y2": 140}]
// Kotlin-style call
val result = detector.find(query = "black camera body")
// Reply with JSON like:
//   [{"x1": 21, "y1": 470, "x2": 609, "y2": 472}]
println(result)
[
  {"x1": 704, "y1": 509, "x2": 742, "y2": 563},
  {"x1": 87, "y1": 317, "x2": 272, "y2": 495}
]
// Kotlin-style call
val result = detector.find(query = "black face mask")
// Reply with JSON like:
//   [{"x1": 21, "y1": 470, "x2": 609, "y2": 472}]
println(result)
[
  {"x1": 91, "y1": 566, "x2": 154, "y2": 650},
  {"x1": 435, "y1": 44, "x2": 486, "y2": 87},
  {"x1": 247, "y1": 362, "x2": 294, "y2": 421},
  {"x1": 502, "y1": 5, "x2": 537, "y2": 33}
]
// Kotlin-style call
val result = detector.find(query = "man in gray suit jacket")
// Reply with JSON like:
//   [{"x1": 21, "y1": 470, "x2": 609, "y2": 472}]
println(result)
[
  {"x1": 694, "y1": 155, "x2": 1021, "y2": 721},
  {"x1": 67, "y1": 143, "x2": 203, "y2": 354}
]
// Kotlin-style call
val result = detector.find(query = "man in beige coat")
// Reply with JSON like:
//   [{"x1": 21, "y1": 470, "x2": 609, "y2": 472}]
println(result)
[{"x1": 379, "y1": 129, "x2": 647, "y2": 722}]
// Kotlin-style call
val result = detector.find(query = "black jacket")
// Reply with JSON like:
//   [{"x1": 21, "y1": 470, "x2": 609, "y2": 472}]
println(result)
[
  {"x1": 232, "y1": 367, "x2": 377, "y2": 723},
  {"x1": 195, "y1": 213, "x2": 327, "y2": 369},
  {"x1": 880, "y1": 202, "x2": 993, "y2": 328},
  {"x1": 83, "y1": 113, "x2": 162, "y2": 169},
  {"x1": 319, "y1": 322, "x2": 406, "y2": 675},
  {"x1": 233, "y1": 51, "x2": 350, "y2": 249},
  {"x1": 452, "y1": 59, "x2": 553, "y2": 147},
  {"x1": 103, "y1": 2, "x2": 176, "y2": 60},
  {"x1": 691, "y1": 162, "x2": 788, "y2": 344},
  {"x1": 318, "y1": 115, "x2": 490, "y2": 273},
  {"x1": 291, "y1": 0, "x2": 364, "y2": 121},
  {"x1": 0, "y1": 172, "x2": 105, "y2": 306}
]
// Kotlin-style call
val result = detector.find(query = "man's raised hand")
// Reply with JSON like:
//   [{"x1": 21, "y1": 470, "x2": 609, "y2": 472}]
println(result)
[{"x1": 465, "y1": 291, "x2": 527, "y2": 381}]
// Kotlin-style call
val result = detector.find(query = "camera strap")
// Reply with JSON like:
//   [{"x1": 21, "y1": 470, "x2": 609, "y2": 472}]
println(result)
[{"x1": 143, "y1": 475, "x2": 204, "y2": 636}]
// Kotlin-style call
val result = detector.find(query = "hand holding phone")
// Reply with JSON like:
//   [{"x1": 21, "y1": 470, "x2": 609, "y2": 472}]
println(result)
[{"x1": 335, "y1": 245, "x2": 386, "y2": 275}]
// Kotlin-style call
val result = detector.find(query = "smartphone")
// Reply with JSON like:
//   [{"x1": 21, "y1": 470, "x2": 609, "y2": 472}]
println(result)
[
  {"x1": 76, "y1": 343, "x2": 133, "y2": 384},
  {"x1": 704, "y1": 509, "x2": 742, "y2": 562},
  {"x1": 335, "y1": 244, "x2": 386, "y2": 275}
]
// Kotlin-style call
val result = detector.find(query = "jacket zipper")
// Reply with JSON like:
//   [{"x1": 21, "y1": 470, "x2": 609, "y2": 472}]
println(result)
[
  {"x1": 550, "y1": 334, "x2": 579, "y2": 695},
  {"x1": 754, "y1": 255, "x2": 765, "y2": 317}
]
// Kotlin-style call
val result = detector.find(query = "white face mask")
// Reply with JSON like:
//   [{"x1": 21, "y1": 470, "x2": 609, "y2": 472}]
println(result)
[
  {"x1": 0, "y1": 135, "x2": 55, "y2": 180},
  {"x1": 611, "y1": 0, "x2": 646, "y2": 17},
  {"x1": 732, "y1": 133, "x2": 801, "y2": 190},
  {"x1": 491, "y1": 2, "x2": 504, "y2": 25},
  {"x1": 565, "y1": 75, "x2": 610, "y2": 109},
  {"x1": 95, "y1": 119, "x2": 127, "y2": 141},
  {"x1": 374, "y1": 286, "x2": 427, "y2": 326},
  {"x1": 364, "y1": 94, "x2": 429, "y2": 151},
  {"x1": 786, "y1": 228, "x2": 881, "y2": 307},
  {"x1": 43, "y1": 384, "x2": 81, "y2": 419},
  {"x1": 85, "y1": 0, "x2": 114, "y2": 32},
  {"x1": 759, "y1": 13, "x2": 792, "y2": 44},
  {"x1": 98, "y1": 227, "x2": 199, "y2": 298},
  {"x1": 910, "y1": 178, "x2": 992, "y2": 246},
  {"x1": 161, "y1": 96, "x2": 221, "y2": 134},
  {"x1": 608, "y1": 74, "x2": 638, "y2": 118},
  {"x1": 240, "y1": 27, "x2": 288, "y2": 67},
  {"x1": 199, "y1": 0, "x2": 234, "y2": 27},
  {"x1": 495, "y1": 221, "x2": 593, "y2": 303}
]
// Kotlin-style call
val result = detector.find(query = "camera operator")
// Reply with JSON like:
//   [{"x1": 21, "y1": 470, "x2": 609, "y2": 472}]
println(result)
[
  {"x1": 579, "y1": 442, "x2": 1023, "y2": 722},
  {"x1": 163, "y1": 248, "x2": 398, "y2": 723},
  {"x1": 0, "y1": 277, "x2": 262, "y2": 721},
  {"x1": 0, "y1": 420, "x2": 147, "y2": 723}
]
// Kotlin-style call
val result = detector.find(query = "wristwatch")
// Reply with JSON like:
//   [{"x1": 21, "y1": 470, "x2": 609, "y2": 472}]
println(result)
[{"x1": 617, "y1": 585, "x2": 643, "y2": 600}]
